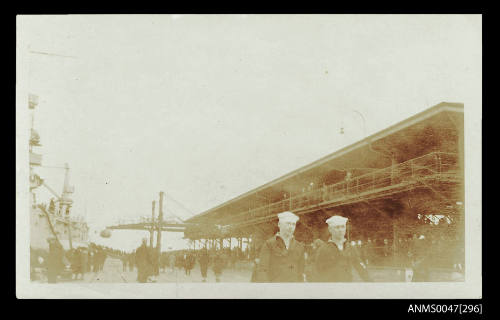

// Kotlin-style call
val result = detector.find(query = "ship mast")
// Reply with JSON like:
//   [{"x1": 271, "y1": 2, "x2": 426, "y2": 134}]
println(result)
[
  {"x1": 29, "y1": 93, "x2": 75, "y2": 250},
  {"x1": 28, "y1": 49, "x2": 80, "y2": 251},
  {"x1": 60, "y1": 162, "x2": 74, "y2": 250},
  {"x1": 29, "y1": 94, "x2": 42, "y2": 200}
]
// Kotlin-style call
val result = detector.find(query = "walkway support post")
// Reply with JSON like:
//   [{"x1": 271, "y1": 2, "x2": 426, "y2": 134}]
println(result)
[
  {"x1": 157, "y1": 192, "x2": 164, "y2": 267},
  {"x1": 151, "y1": 201, "x2": 155, "y2": 248}
]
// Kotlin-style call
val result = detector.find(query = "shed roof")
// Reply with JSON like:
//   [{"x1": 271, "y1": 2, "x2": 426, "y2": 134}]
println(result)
[{"x1": 187, "y1": 102, "x2": 463, "y2": 225}]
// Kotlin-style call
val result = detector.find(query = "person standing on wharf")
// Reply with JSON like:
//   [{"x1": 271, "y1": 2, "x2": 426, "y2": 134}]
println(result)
[
  {"x1": 255, "y1": 211, "x2": 305, "y2": 282},
  {"x1": 313, "y1": 215, "x2": 371, "y2": 282}
]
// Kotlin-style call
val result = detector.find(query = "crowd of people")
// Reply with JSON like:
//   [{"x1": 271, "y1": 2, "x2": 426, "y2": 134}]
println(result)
[
  {"x1": 31, "y1": 235, "x2": 252, "y2": 283},
  {"x1": 67, "y1": 243, "x2": 108, "y2": 280},
  {"x1": 30, "y1": 239, "x2": 118, "y2": 283},
  {"x1": 128, "y1": 238, "x2": 243, "y2": 283},
  {"x1": 248, "y1": 212, "x2": 465, "y2": 282},
  {"x1": 315, "y1": 233, "x2": 465, "y2": 271},
  {"x1": 124, "y1": 218, "x2": 464, "y2": 283},
  {"x1": 32, "y1": 211, "x2": 464, "y2": 284}
]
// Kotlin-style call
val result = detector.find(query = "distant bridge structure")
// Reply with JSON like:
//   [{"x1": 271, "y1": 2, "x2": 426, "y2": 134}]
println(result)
[{"x1": 106, "y1": 220, "x2": 192, "y2": 233}]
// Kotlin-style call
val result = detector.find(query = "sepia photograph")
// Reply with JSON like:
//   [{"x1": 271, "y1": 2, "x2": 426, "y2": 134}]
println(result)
[{"x1": 16, "y1": 14, "x2": 482, "y2": 299}]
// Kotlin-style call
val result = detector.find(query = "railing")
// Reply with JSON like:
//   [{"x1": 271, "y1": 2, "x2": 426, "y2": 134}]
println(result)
[
  {"x1": 222, "y1": 152, "x2": 459, "y2": 227},
  {"x1": 114, "y1": 216, "x2": 185, "y2": 226},
  {"x1": 36, "y1": 204, "x2": 87, "y2": 226}
]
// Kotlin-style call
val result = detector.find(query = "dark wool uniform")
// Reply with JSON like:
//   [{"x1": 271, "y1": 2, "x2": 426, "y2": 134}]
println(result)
[
  {"x1": 47, "y1": 241, "x2": 64, "y2": 283},
  {"x1": 255, "y1": 235, "x2": 305, "y2": 282},
  {"x1": 314, "y1": 240, "x2": 371, "y2": 282},
  {"x1": 135, "y1": 244, "x2": 153, "y2": 283},
  {"x1": 198, "y1": 250, "x2": 209, "y2": 278}
]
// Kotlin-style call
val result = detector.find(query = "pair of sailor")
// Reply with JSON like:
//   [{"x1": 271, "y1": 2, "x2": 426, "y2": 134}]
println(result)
[{"x1": 256, "y1": 212, "x2": 371, "y2": 282}]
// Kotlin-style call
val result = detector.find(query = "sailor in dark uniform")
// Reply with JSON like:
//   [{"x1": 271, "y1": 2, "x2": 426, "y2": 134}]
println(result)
[
  {"x1": 135, "y1": 238, "x2": 153, "y2": 283},
  {"x1": 314, "y1": 215, "x2": 371, "y2": 282},
  {"x1": 46, "y1": 237, "x2": 64, "y2": 283},
  {"x1": 255, "y1": 211, "x2": 305, "y2": 282}
]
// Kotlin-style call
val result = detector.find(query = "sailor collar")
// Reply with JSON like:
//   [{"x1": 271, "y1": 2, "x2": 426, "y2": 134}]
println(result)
[
  {"x1": 275, "y1": 233, "x2": 294, "y2": 249},
  {"x1": 328, "y1": 238, "x2": 347, "y2": 250}
]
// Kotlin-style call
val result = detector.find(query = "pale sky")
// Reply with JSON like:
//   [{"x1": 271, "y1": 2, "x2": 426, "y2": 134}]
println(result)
[{"x1": 18, "y1": 15, "x2": 481, "y2": 248}]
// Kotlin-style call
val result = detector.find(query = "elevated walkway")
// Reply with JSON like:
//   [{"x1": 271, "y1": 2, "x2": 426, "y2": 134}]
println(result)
[
  {"x1": 107, "y1": 222, "x2": 191, "y2": 232},
  {"x1": 218, "y1": 151, "x2": 460, "y2": 229}
]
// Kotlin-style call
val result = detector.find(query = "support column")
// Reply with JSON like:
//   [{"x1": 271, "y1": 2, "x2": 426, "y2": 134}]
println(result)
[
  {"x1": 393, "y1": 222, "x2": 397, "y2": 267},
  {"x1": 347, "y1": 220, "x2": 351, "y2": 242},
  {"x1": 157, "y1": 191, "x2": 164, "y2": 261},
  {"x1": 458, "y1": 115, "x2": 465, "y2": 240},
  {"x1": 150, "y1": 200, "x2": 155, "y2": 248},
  {"x1": 390, "y1": 154, "x2": 397, "y2": 185}
]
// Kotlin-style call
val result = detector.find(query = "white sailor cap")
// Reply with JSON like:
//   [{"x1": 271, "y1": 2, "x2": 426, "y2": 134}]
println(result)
[
  {"x1": 326, "y1": 215, "x2": 348, "y2": 226},
  {"x1": 277, "y1": 211, "x2": 299, "y2": 223}
]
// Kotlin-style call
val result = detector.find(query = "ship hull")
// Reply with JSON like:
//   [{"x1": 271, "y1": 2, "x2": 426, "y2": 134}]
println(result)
[{"x1": 30, "y1": 204, "x2": 89, "y2": 281}]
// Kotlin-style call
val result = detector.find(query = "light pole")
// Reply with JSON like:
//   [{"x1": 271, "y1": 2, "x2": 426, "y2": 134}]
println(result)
[
  {"x1": 351, "y1": 109, "x2": 367, "y2": 138},
  {"x1": 340, "y1": 108, "x2": 367, "y2": 139}
]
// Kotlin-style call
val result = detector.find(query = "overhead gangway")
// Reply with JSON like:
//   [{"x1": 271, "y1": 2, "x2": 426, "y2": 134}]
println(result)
[{"x1": 106, "y1": 221, "x2": 193, "y2": 233}]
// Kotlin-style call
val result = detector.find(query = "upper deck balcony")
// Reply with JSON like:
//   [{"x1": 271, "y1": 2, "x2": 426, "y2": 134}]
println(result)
[{"x1": 222, "y1": 151, "x2": 460, "y2": 229}]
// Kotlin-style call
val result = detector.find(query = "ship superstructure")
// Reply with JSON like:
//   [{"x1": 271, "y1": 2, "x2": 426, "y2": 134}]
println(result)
[{"x1": 29, "y1": 94, "x2": 89, "y2": 259}]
